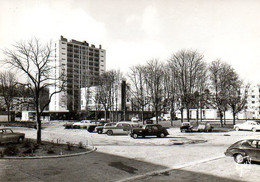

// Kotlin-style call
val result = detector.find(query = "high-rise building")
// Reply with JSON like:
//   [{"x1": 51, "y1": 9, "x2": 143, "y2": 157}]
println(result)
[{"x1": 49, "y1": 36, "x2": 106, "y2": 112}]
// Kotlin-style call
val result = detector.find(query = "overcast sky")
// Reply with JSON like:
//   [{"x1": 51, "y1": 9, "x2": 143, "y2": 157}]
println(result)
[{"x1": 1, "y1": 0, "x2": 260, "y2": 84}]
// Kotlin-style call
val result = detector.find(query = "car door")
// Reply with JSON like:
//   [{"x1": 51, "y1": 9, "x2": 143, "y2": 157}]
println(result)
[
  {"x1": 122, "y1": 124, "x2": 131, "y2": 134},
  {"x1": 116, "y1": 123, "x2": 124, "y2": 134},
  {"x1": 151, "y1": 126, "x2": 159, "y2": 136},
  {"x1": 250, "y1": 140, "x2": 260, "y2": 161},
  {"x1": 241, "y1": 140, "x2": 259, "y2": 161},
  {"x1": 245, "y1": 122, "x2": 253, "y2": 130},
  {"x1": 146, "y1": 125, "x2": 153, "y2": 136},
  {"x1": 2, "y1": 129, "x2": 14, "y2": 143}
]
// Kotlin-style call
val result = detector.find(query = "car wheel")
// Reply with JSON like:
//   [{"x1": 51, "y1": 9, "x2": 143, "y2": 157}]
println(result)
[
  {"x1": 252, "y1": 127, "x2": 257, "y2": 132},
  {"x1": 17, "y1": 137, "x2": 24, "y2": 144},
  {"x1": 234, "y1": 154, "x2": 245, "y2": 164},
  {"x1": 133, "y1": 133, "x2": 138, "y2": 139},
  {"x1": 160, "y1": 133, "x2": 165, "y2": 138},
  {"x1": 97, "y1": 130, "x2": 102, "y2": 134},
  {"x1": 235, "y1": 127, "x2": 239, "y2": 131},
  {"x1": 107, "y1": 130, "x2": 113, "y2": 135}
]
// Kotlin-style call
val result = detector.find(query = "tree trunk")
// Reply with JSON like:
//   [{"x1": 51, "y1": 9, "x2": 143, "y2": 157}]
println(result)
[
  {"x1": 223, "y1": 111, "x2": 226, "y2": 125},
  {"x1": 155, "y1": 108, "x2": 159, "y2": 124},
  {"x1": 170, "y1": 109, "x2": 174, "y2": 126},
  {"x1": 104, "y1": 109, "x2": 107, "y2": 121},
  {"x1": 181, "y1": 108, "x2": 184, "y2": 123},
  {"x1": 196, "y1": 108, "x2": 199, "y2": 126},
  {"x1": 7, "y1": 108, "x2": 10, "y2": 122},
  {"x1": 233, "y1": 112, "x2": 236, "y2": 125},
  {"x1": 219, "y1": 110, "x2": 223, "y2": 127},
  {"x1": 36, "y1": 111, "x2": 41, "y2": 144},
  {"x1": 141, "y1": 107, "x2": 145, "y2": 125},
  {"x1": 187, "y1": 108, "x2": 190, "y2": 122}
]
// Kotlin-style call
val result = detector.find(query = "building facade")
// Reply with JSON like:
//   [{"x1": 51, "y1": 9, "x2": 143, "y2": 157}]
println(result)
[{"x1": 49, "y1": 36, "x2": 106, "y2": 112}]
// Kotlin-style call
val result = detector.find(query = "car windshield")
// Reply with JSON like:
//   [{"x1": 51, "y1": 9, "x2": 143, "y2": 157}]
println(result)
[
  {"x1": 182, "y1": 123, "x2": 190, "y2": 126},
  {"x1": 3, "y1": 129, "x2": 13, "y2": 134}
]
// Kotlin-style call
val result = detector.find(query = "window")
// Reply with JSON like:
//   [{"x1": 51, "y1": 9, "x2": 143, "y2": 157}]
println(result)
[
  {"x1": 252, "y1": 101, "x2": 255, "y2": 104},
  {"x1": 249, "y1": 140, "x2": 259, "y2": 148},
  {"x1": 152, "y1": 126, "x2": 159, "y2": 132},
  {"x1": 122, "y1": 124, "x2": 130, "y2": 127},
  {"x1": 117, "y1": 123, "x2": 123, "y2": 127},
  {"x1": 252, "y1": 95, "x2": 255, "y2": 98}
]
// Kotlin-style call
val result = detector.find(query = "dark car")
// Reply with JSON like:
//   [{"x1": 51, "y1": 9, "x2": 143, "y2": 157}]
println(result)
[
  {"x1": 180, "y1": 122, "x2": 193, "y2": 132},
  {"x1": 130, "y1": 124, "x2": 169, "y2": 139},
  {"x1": 0, "y1": 128, "x2": 25, "y2": 144},
  {"x1": 225, "y1": 139, "x2": 260, "y2": 164}
]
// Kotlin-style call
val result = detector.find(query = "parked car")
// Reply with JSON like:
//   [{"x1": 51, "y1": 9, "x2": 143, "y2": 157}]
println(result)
[
  {"x1": 72, "y1": 120, "x2": 100, "y2": 132},
  {"x1": 63, "y1": 122, "x2": 75, "y2": 129},
  {"x1": 131, "y1": 117, "x2": 140, "y2": 122},
  {"x1": 225, "y1": 138, "x2": 260, "y2": 164},
  {"x1": 150, "y1": 117, "x2": 162, "y2": 121},
  {"x1": 0, "y1": 128, "x2": 25, "y2": 144},
  {"x1": 180, "y1": 122, "x2": 193, "y2": 132},
  {"x1": 103, "y1": 122, "x2": 140, "y2": 135},
  {"x1": 234, "y1": 121, "x2": 260, "y2": 132},
  {"x1": 95, "y1": 123, "x2": 116, "y2": 134},
  {"x1": 197, "y1": 122, "x2": 214, "y2": 132},
  {"x1": 144, "y1": 119, "x2": 154, "y2": 124},
  {"x1": 180, "y1": 122, "x2": 213, "y2": 132},
  {"x1": 162, "y1": 115, "x2": 171, "y2": 121},
  {"x1": 130, "y1": 124, "x2": 169, "y2": 139}
]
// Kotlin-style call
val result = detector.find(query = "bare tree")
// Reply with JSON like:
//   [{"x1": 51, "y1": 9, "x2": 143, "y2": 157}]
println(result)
[
  {"x1": 162, "y1": 64, "x2": 180, "y2": 125},
  {"x1": 96, "y1": 70, "x2": 120, "y2": 121},
  {"x1": 227, "y1": 80, "x2": 249, "y2": 125},
  {"x1": 143, "y1": 59, "x2": 164, "y2": 124},
  {"x1": 168, "y1": 50, "x2": 207, "y2": 122},
  {"x1": 0, "y1": 71, "x2": 17, "y2": 121},
  {"x1": 209, "y1": 60, "x2": 236, "y2": 127},
  {"x1": 3, "y1": 38, "x2": 65, "y2": 144},
  {"x1": 128, "y1": 65, "x2": 150, "y2": 123}
]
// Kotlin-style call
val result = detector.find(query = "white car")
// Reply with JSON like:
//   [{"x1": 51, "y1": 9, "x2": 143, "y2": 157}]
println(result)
[
  {"x1": 103, "y1": 121, "x2": 140, "y2": 135},
  {"x1": 73, "y1": 120, "x2": 95, "y2": 129},
  {"x1": 131, "y1": 117, "x2": 140, "y2": 122},
  {"x1": 162, "y1": 115, "x2": 171, "y2": 121},
  {"x1": 234, "y1": 121, "x2": 260, "y2": 132}
]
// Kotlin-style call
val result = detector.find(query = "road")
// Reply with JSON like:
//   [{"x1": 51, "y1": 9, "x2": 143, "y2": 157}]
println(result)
[{"x1": 0, "y1": 122, "x2": 259, "y2": 181}]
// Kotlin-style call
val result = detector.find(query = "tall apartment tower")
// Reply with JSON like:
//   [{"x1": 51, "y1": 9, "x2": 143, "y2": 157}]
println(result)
[{"x1": 49, "y1": 36, "x2": 106, "y2": 112}]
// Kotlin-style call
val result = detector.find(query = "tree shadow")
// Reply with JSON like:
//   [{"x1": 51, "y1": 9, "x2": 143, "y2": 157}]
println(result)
[{"x1": 0, "y1": 150, "x2": 247, "y2": 182}]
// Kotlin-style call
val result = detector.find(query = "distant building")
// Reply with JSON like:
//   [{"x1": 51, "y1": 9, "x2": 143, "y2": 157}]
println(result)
[
  {"x1": 80, "y1": 80, "x2": 131, "y2": 112},
  {"x1": 176, "y1": 84, "x2": 260, "y2": 120},
  {"x1": 243, "y1": 84, "x2": 260, "y2": 119},
  {"x1": 49, "y1": 36, "x2": 106, "y2": 112},
  {"x1": 0, "y1": 96, "x2": 34, "y2": 112}
]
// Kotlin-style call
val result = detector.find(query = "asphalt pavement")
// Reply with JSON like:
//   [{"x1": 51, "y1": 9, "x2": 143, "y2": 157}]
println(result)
[{"x1": 1, "y1": 122, "x2": 260, "y2": 181}]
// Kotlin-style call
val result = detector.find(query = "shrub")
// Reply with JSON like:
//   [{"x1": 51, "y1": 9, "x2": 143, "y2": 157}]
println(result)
[
  {"x1": 4, "y1": 145, "x2": 19, "y2": 156},
  {"x1": 22, "y1": 139, "x2": 39, "y2": 153},
  {"x1": 66, "y1": 142, "x2": 73, "y2": 151},
  {"x1": 45, "y1": 144, "x2": 55, "y2": 154},
  {"x1": 78, "y1": 142, "x2": 84, "y2": 149}
]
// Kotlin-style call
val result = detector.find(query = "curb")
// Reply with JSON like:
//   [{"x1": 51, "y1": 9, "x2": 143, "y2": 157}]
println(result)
[
  {"x1": 117, "y1": 155, "x2": 225, "y2": 182},
  {"x1": 0, "y1": 146, "x2": 97, "y2": 160}
]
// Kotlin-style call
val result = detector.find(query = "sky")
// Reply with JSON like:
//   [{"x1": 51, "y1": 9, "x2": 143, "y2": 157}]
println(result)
[{"x1": 0, "y1": 0, "x2": 260, "y2": 84}]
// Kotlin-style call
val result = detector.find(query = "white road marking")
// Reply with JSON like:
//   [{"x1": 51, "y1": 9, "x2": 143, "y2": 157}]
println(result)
[{"x1": 117, "y1": 155, "x2": 225, "y2": 182}]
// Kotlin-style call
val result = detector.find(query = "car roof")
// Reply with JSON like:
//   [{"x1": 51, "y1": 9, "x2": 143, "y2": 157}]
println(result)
[
  {"x1": 237, "y1": 136, "x2": 260, "y2": 141},
  {"x1": 0, "y1": 128, "x2": 12, "y2": 130},
  {"x1": 145, "y1": 124, "x2": 162, "y2": 126}
]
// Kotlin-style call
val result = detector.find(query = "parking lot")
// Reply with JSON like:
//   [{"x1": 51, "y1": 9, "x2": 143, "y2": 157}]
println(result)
[{"x1": 1, "y1": 121, "x2": 260, "y2": 181}]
